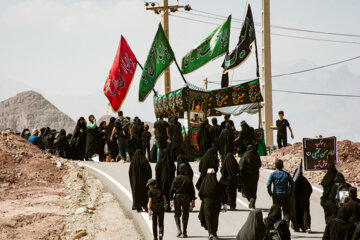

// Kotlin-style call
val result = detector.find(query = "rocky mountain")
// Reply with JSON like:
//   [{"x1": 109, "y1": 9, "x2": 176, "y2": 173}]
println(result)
[{"x1": 0, "y1": 91, "x2": 75, "y2": 133}]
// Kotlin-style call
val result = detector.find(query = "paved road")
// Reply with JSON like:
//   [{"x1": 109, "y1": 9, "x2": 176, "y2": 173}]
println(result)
[{"x1": 82, "y1": 161, "x2": 325, "y2": 240}]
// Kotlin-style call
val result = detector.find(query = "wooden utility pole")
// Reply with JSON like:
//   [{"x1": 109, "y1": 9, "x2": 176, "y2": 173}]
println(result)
[
  {"x1": 261, "y1": 0, "x2": 274, "y2": 146},
  {"x1": 145, "y1": 1, "x2": 190, "y2": 94},
  {"x1": 204, "y1": 78, "x2": 208, "y2": 89}
]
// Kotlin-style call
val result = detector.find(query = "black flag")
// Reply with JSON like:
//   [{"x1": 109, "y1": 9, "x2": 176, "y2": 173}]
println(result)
[
  {"x1": 221, "y1": 72, "x2": 229, "y2": 88},
  {"x1": 222, "y1": 4, "x2": 259, "y2": 76}
]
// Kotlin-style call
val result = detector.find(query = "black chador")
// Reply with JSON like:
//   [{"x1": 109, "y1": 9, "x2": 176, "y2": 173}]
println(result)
[
  {"x1": 169, "y1": 116, "x2": 183, "y2": 161},
  {"x1": 289, "y1": 163, "x2": 312, "y2": 232},
  {"x1": 196, "y1": 148, "x2": 219, "y2": 190},
  {"x1": 220, "y1": 153, "x2": 239, "y2": 210},
  {"x1": 155, "y1": 147, "x2": 176, "y2": 211},
  {"x1": 198, "y1": 169, "x2": 226, "y2": 239},
  {"x1": 323, "y1": 207, "x2": 356, "y2": 240},
  {"x1": 320, "y1": 164, "x2": 339, "y2": 224},
  {"x1": 237, "y1": 209, "x2": 266, "y2": 240},
  {"x1": 71, "y1": 117, "x2": 87, "y2": 160},
  {"x1": 239, "y1": 145, "x2": 261, "y2": 208},
  {"x1": 218, "y1": 123, "x2": 234, "y2": 159},
  {"x1": 196, "y1": 119, "x2": 212, "y2": 157},
  {"x1": 129, "y1": 149, "x2": 152, "y2": 211}
]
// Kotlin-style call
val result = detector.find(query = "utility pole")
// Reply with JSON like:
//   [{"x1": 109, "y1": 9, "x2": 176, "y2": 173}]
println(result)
[
  {"x1": 261, "y1": 0, "x2": 274, "y2": 146},
  {"x1": 204, "y1": 78, "x2": 208, "y2": 90},
  {"x1": 145, "y1": 1, "x2": 191, "y2": 94}
]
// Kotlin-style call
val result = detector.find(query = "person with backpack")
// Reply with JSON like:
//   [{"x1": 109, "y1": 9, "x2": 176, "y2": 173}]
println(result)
[
  {"x1": 264, "y1": 204, "x2": 291, "y2": 240},
  {"x1": 267, "y1": 159, "x2": 294, "y2": 224},
  {"x1": 343, "y1": 187, "x2": 360, "y2": 224},
  {"x1": 170, "y1": 163, "x2": 196, "y2": 238},
  {"x1": 147, "y1": 179, "x2": 166, "y2": 240},
  {"x1": 110, "y1": 111, "x2": 132, "y2": 162},
  {"x1": 329, "y1": 173, "x2": 352, "y2": 219}
]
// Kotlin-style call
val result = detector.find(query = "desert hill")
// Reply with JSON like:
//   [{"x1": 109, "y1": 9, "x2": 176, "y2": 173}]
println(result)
[{"x1": 0, "y1": 91, "x2": 75, "y2": 133}]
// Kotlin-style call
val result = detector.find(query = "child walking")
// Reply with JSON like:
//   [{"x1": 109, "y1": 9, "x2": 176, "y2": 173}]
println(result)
[{"x1": 147, "y1": 179, "x2": 166, "y2": 240}]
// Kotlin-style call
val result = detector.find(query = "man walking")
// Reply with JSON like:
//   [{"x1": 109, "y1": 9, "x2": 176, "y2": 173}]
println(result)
[
  {"x1": 275, "y1": 111, "x2": 294, "y2": 149},
  {"x1": 267, "y1": 159, "x2": 294, "y2": 224},
  {"x1": 111, "y1": 111, "x2": 132, "y2": 162}
]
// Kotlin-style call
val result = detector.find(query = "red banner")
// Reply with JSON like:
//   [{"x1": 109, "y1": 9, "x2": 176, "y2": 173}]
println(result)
[{"x1": 104, "y1": 35, "x2": 138, "y2": 111}]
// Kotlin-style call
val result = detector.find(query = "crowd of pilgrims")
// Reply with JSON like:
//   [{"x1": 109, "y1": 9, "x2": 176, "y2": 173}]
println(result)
[{"x1": 20, "y1": 112, "x2": 360, "y2": 240}]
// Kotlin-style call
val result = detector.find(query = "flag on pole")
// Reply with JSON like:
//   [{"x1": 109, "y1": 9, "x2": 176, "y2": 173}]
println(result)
[
  {"x1": 181, "y1": 15, "x2": 231, "y2": 74},
  {"x1": 104, "y1": 35, "x2": 138, "y2": 111},
  {"x1": 139, "y1": 24, "x2": 175, "y2": 102},
  {"x1": 222, "y1": 5, "x2": 257, "y2": 73}
]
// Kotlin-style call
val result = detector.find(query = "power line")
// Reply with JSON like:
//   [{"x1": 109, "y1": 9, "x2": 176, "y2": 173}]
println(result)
[
  {"x1": 273, "y1": 89, "x2": 360, "y2": 98},
  {"x1": 170, "y1": 14, "x2": 360, "y2": 45},
  {"x1": 191, "y1": 9, "x2": 360, "y2": 38},
  {"x1": 205, "y1": 55, "x2": 360, "y2": 84}
]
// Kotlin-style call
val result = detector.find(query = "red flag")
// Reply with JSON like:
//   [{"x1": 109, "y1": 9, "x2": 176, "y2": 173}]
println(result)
[{"x1": 104, "y1": 35, "x2": 138, "y2": 111}]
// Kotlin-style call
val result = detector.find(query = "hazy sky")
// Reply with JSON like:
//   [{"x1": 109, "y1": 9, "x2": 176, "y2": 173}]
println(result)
[{"x1": 1, "y1": 0, "x2": 360, "y2": 142}]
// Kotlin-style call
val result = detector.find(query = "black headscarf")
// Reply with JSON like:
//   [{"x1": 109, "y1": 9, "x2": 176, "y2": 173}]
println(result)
[
  {"x1": 239, "y1": 145, "x2": 261, "y2": 174},
  {"x1": 170, "y1": 116, "x2": 183, "y2": 149},
  {"x1": 264, "y1": 204, "x2": 282, "y2": 228},
  {"x1": 196, "y1": 119, "x2": 211, "y2": 156},
  {"x1": 237, "y1": 209, "x2": 266, "y2": 240},
  {"x1": 106, "y1": 117, "x2": 116, "y2": 140},
  {"x1": 129, "y1": 149, "x2": 152, "y2": 209},
  {"x1": 176, "y1": 154, "x2": 193, "y2": 180},
  {"x1": 321, "y1": 164, "x2": 339, "y2": 200}
]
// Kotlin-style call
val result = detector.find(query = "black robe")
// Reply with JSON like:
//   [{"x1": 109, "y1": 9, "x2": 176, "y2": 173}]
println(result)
[
  {"x1": 155, "y1": 147, "x2": 176, "y2": 209},
  {"x1": 196, "y1": 148, "x2": 219, "y2": 190},
  {"x1": 53, "y1": 129, "x2": 69, "y2": 158},
  {"x1": 196, "y1": 120, "x2": 212, "y2": 157},
  {"x1": 323, "y1": 207, "x2": 356, "y2": 240},
  {"x1": 264, "y1": 204, "x2": 291, "y2": 240},
  {"x1": 198, "y1": 172, "x2": 226, "y2": 235},
  {"x1": 352, "y1": 224, "x2": 360, "y2": 240},
  {"x1": 169, "y1": 117, "x2": 183, "y2": 161},
  {"x1": 220, "y1": 153, "x2": 239, "y2": 208},
  {"x1": 239, "y1": 145, "x2": 261, "y2": 201},
  {"x1": 218, "y1": 127, "x2": 234, "y2": 159},
  {"x1": 85, "y1": 121, "x2": 99, "y2": 159},
  {"x1": 105, "y1": 117, "x2": 118, "y2": 160},
  {"x1": 320, "y1": 164, "x2": 339, "y2": 224},
  {"x1": 176, "y1": 154, "x2": 194, "y2": 180},
  {"x1": 237, "y1": 209, "x2": 266, "y2": 240},
  {"x1": 132, "y1": 119, "x2": 144, "y2": 151},
  {"x1": 239, "y1": 123, "x2": 257, "y2": 156},
  {"x1": 71, "y1": 118, "x2": 87, "y2": 160},
  {"x1": 129, "y1": 149, "x2": 152, "y2": 210},
  {"x1": 290, "y1": 164, "x2": 313, "y2": 232}
]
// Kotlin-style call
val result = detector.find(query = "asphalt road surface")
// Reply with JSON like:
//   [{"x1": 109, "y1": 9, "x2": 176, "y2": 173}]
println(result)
[{"x1": 81, "y1": 161, "x2": 325, "y2": 240}]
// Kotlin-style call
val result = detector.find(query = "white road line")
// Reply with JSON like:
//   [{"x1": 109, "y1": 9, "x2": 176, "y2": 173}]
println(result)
[
  {"x1": 260, "y1": 168, "x2": 323, "y2": 193},
  {"x1": 78, "y1": 163, "x2": 153, "y2": 232},
  {"x1": 193, "y1": 173, "x2": 249, "y2": 209}
]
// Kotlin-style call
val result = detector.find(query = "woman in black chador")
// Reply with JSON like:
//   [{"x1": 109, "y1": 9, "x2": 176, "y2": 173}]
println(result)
[
  {"x1": 290, "y1": 163, "x2": 312, "y2": 232},
  {"x1": 237, "y1": 209, "x2": 266, "y2": 240},
  {"x1": 169, "y1": 116, "x2": 183, "y2": 161},
  {"x1": 196, "y1": 148, "x2": 219, "y2": 190},
  {"x1": 106, "y1": 117, "x2": 118, "y2": 161},
  {"x1": 323, "y1": 207, "x2": 356, "y2": 240},
  {"x1": 320, "y1": 164, "x2": 339, "y2": 224},
  {"x1": 264, "y1": 204, "x2": 291, "y2": 240},
  {"x1": 218, "y1": 123, "x2": 234, "y2": 159},
  {"x1": 155, "y1": 147, "x2": 176, "y2": 211},
  {"x1": 198, "y1": 169, "x2": 226, "y2": 240},
  {"x1": 129, "y1": 149, "x2": 152, "y2": 212},
  {"x1": 176, "y1": 154, "x2": 193, "y2": 180},
  {"x1": 84, "y1": 115, "x2": 99, "y2": 161},
  {"x1": 196, "y1": 119, "x2": 211, "y2": 157},
  {"x1": 71, "y1": 117, "x2": 87, "y2": 160},
  {"x1": 239, "y1": 144, "x2": 262, "y2": 209},
  {"x1": 220, "y1": 152, "x2": 239, "y2": 210}
]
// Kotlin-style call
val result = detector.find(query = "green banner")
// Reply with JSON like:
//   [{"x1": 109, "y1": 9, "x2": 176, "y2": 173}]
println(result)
[
  {"x1": 139, "y1": 24, "x2": 175, "y2": 102},
  {"x1": 181, "y1": 15, "x2": 231, "y2": 74}
]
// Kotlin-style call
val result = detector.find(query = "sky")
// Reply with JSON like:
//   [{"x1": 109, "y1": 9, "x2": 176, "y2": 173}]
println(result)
[{"x1": 0, "y1": 0, "x2": 360, "y2": 143}]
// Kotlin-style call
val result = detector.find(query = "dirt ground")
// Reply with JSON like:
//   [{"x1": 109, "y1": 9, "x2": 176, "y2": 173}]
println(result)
[
  {"x1": 262, "y1": 140, "x2": 360, "y2": 188},
  {"x1": 0, "y1": 131, "x2": 142, "y2": 240}
]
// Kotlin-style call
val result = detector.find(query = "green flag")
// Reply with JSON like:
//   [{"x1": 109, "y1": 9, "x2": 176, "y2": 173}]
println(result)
[
  {"x1": 139, "y1": 24, "x2": 175, "y2": 102},
  {"x1": 181, "y1": 15, "x2": 231, "y2": 74}
]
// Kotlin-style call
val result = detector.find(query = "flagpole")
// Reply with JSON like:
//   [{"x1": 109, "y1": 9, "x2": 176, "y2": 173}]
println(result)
[{"x1": 174, "y1": 58, "x2": 187, "y2": 84}]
